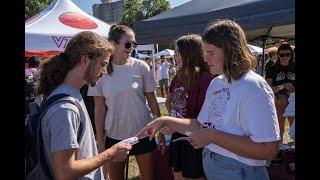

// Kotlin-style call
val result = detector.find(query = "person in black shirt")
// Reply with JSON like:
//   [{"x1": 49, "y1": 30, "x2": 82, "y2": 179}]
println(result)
[
  {"x1": 265, "y1": 44, "x2": 295, "y2": 143},
  {"x1": 80, "y1": 84, "x2": 96, "y2": 135}
]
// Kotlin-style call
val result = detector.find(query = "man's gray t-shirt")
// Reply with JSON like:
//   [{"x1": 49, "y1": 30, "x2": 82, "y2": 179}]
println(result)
[{"x1": 41, "y1": 84, "x2": 103, "y2": 180}]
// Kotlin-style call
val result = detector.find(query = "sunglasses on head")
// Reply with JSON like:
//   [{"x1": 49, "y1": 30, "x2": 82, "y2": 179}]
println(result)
[
  {"x1": 125, "y1": 41, "x2": 138, "y2": 49},
  {"x1": 279, "y1": 53, "x2": 291, "y2": 57}
]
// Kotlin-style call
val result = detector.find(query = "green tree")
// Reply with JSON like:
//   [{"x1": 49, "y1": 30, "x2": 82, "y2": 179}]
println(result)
[
  {"x1": 158, "y1": 43, "x2": 174, "y2": 52},
  {"x1": 120, "y1": 0, "x2": 143, "y2": 27},
  {"x1": 142, "y1": 0, "x2": 170, "y2": 18},
  {"x1": 120, "y1": 0, "x2": 170, "y2": 27},
  {"x1": 25, "y1": 0, "x2": 52, "y2": 20}
]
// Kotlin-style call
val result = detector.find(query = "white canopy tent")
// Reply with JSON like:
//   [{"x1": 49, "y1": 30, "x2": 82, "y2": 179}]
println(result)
[
  {"x1": 135, "y1": 44, "x2": 157, "y2": 77},
  {"x1": 135, "y1": 53, "x2": 151, "y2": 59},
  {"x1": 135, "y1": 44, "x2": 156, "y2": 53},
  {"x1": 25, "y1": 0, "x2": 111, "y2": 57},
  {"x1": 154, "y1": 49, "x2": 175, "y2": 58},
  {"x1": 248, "y1": 44, "x2": 268, "y2": 56}
]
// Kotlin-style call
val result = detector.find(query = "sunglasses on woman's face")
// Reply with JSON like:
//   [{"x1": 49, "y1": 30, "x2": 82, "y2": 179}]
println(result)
[
  {"x1": 124, "y1": 41, "x2": 138, "y2": 49},
  {"x1": 279, "y1": 53, "x2": 291, "y2": 57}
]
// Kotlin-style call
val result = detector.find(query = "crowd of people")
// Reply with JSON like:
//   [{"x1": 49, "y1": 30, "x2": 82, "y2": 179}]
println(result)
[
  {"x1": 25, "y1": 19, "x2": 295, "y2": 180},
  {"x1": 247, "y1": 40, "x2": 296, "y2": 146},
  {"x1": 143, "y1": 55, "x2": 178, "y2": 98},
  {"x1": 265, "y1": 43, "x2": 295, "y2": 145}
]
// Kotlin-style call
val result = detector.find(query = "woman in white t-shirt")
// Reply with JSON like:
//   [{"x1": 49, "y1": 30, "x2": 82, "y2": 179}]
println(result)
[
  {"x1": 88, "y1": 25, "x2": 161, "y2": 180},
  {"x1": 138, "y1": 20, "x2": 280, "y2": 180}
]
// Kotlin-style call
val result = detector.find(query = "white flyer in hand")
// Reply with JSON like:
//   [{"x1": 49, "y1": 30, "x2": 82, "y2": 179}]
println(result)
[
  {"x1": 171, "y1": 131, "x2": 192, "y2": 143},
  {"x1": 120, "y1": 137, "x2": 139, "y2": 145},
  {"x1": 184, "y1": 131, "x2": 192, "y2": 136}
]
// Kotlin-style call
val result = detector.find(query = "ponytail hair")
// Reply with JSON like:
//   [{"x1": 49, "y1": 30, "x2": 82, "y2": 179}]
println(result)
[
  {"x1": 107, "y1": 55, "x2": 114, "y2": 76},
  {"x1": 36, "y1": 54, "x2": 70, "y2": 97},
  {"x1": 37, "y1": 31, "x2": 113, "y2": 97}
]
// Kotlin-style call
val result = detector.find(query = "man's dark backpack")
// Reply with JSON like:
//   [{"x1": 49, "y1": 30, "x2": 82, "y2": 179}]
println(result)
[{"x1": 25, "y1": 94, "x2": 78, "y2": 180}]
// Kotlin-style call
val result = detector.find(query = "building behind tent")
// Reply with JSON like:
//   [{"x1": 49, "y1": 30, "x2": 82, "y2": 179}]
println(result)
[{"x1": 93, "y1": 0, "x2": 124, "y2": 24}]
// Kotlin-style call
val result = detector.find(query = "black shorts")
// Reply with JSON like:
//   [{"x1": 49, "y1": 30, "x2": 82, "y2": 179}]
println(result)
[
  {"x1": 159, "y1": 78, "x2": 169, "y2": 88},
  {"x1": 169, "y1": 133, "x2": 204, "y2": 178},
  {"x1": 105, "y1": 136, "x2": 156, "y2": 155}
]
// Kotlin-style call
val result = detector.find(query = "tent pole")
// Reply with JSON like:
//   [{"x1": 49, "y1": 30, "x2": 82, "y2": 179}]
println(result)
[
  {"x1": 153, "y1": 43, "x2": 158, "y2": 78},
  {"x1": 261, "y1": 37, "x2": 267, "y2": 77},
  {"x1": 261, "y1": 27, "x2": 272, "y2": 77},
  {"x1": 152, "y1": 51, "x2": 155, "y2": 78}
]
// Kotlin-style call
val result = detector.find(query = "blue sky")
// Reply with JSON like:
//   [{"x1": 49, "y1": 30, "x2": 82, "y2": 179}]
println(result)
[{"x1": 72, "y1": 0, "x2": 191, "y2": 14}]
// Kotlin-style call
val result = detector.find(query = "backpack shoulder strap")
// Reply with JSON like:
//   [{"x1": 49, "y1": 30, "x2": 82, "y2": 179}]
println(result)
[
  {"x1": 38, "y1": 93, "x2": 83, "y2": 179},
  {"x1": 39, "y1": 94, "x2": 71, "y2": 116},
  {"x1": 41, "y1": 93, "x2": 84, "y2": 142}
]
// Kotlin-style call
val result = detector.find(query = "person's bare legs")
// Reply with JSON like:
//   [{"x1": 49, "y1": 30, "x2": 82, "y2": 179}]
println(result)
[
  {"x1": 276, "y1": 96, "x2": 288, "y2": 144},
  {"x1": 159, "y1": 79, "x2": 165, "y2": 97},
  {"x1": 287, "y1": 116, "x2": 294, "y2": 126},
  {"x1": 160, "y1": 87, "x2": 165, "y2": 97},
  {"x1": 107, "y1": 161, "x2": 125, "y2": 180},
  {"x1": 287, "y1": 116, "x2": 295, "y2": 146},
  {"x1": 278, "y1": 116, "x2": 286, "y2": 144},
  {"x1": 102, "y1": 163, "x2": 109, "y2": 179},
  {"x1": 135, "y1": 152, "x2": 155, "y2": 180},
  {"x1": 164, "y1": 87, "x2": 169, "y2": 98}
]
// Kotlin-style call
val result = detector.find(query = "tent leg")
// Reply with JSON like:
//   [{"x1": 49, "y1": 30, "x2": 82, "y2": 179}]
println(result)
[
  {"x1": 152, "y1": 52, "x2": 155, "y2": 78},
  {"x1": 260, "y1": 27, "x2": 272, "y2": 77},
  {"x1": 261, "y1": 38, "x2": 266, "y2": 77}
]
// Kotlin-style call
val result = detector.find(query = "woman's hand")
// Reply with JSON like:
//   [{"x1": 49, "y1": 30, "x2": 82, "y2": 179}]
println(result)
[
  {"x1": 106, "y1": 142, "x2": 132, "y2": 162},
  {"x1": 159, "y1": 126, "x2": 175, "y2": 135},
  {"x1": 136, "y1": 117, "x2": 165, "y2": 140},
  {"x1": 283, "y1": 82, "x2": 295, "y2": 92},
  {"x1": 189, "y1": 128, "x2": 215, "y2": 149},
  {"x1": 272, "y1": 85, "x2": 283, "y2": 93}
]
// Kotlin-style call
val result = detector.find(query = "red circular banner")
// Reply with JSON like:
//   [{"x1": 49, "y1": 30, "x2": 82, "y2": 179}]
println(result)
[{"x1": 59, "y1": 12, "x2": 97, "y2": 29}]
